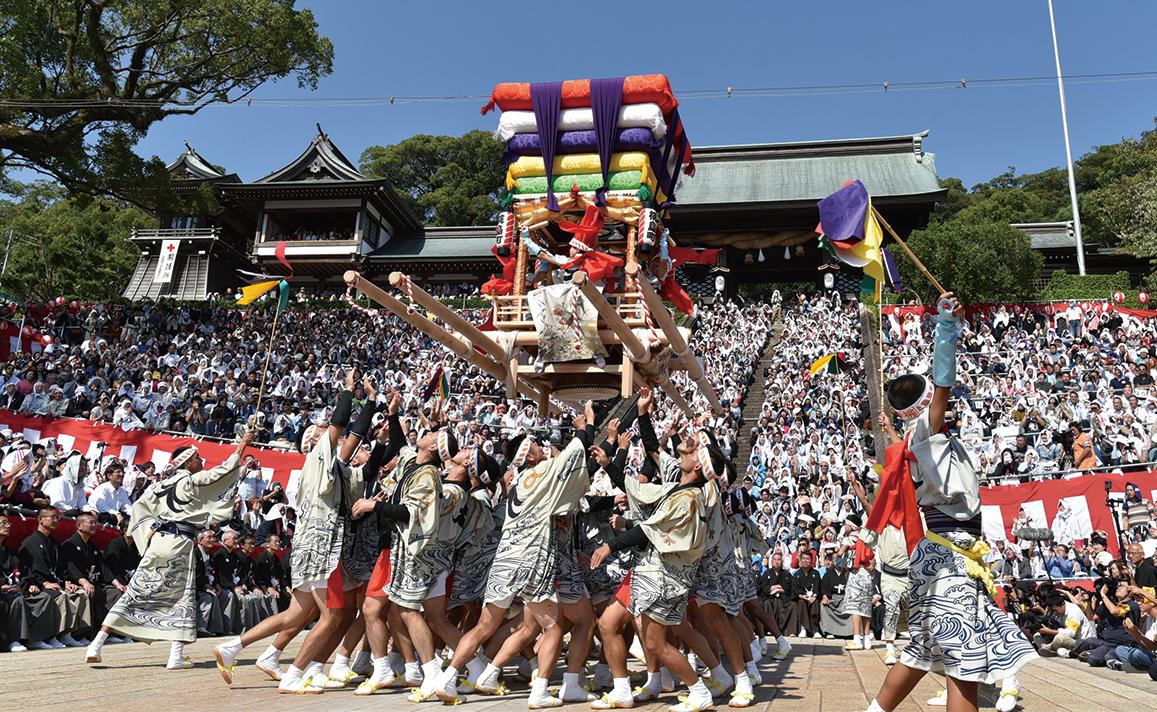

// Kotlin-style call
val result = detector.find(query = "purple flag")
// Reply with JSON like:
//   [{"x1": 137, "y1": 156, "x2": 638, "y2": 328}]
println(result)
[
  {"x1": 590, "y1": 77, "x2": 625, "y2": 205},
  {"x1": 530, "y1": 82, "x2": 563, "y2": 211},
  {"x1": 882, "y1": 247, "x2": 903, "y2": 293},
  {"x1": 817, "y1": 179, "x2": 870, "y2": 246}
]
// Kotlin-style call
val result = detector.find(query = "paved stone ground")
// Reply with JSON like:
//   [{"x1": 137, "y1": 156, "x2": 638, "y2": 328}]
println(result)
[{"x1": 2, "y1": 636, "x2": 1155, "y2": 711}]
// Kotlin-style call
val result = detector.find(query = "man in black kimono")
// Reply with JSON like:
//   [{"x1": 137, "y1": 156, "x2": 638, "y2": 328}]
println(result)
[
  {"x1": 195, "y1": 529, "x2": 227, "y2": 636},
  {"x1": 760, "y1": 551, "x2": 797, "y2": 636},
  {"x1": 211, "y1": 529, "x2": 245, "y2": 634},
  {"x1": 59, "y1": 511, "x2": 106, "y2": 639},
  {"x1": 253, "y1": 533, "x2": 289, "y2": 612},
  {"x1": 792, "y1": 550, "x2": 821, "y2": 638},
  {"x1": 2, "y1": 514, "x2": 63, "y2": 650},
  {"x1": 17, "y1": 508, "x2": 89, "y2": 647}
]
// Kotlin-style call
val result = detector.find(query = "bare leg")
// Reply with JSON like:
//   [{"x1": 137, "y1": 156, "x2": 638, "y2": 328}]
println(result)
[
  {"x1": 561, "y1": 597, "x2": 596, "y2": 674},
  {"x1": 423, "y1": 596, "x2": 463, "y2": 652},
  {"x1": 596, "y1": 599, "x2": 633, "y2": 678},
  {"x1": 337, "y1": 605, "x2": 366, "y2": 657},
  {"x1": 525, "y1": 599, "x2": 564, "y2": 681},
  {"x1": 292, "y1": 590, "x2": 350, "y2": 669},
  {"x1": 317, "y1": 591, "x2": 357, "y2": 663},
  {"x1": 241, "y1": 589, "x2": 314, "y2": 647},
  {"x1": 745, "y1": 599, "x2": 781, "y2": 638},
  {"x1": 698, "y1": 602, "x2": 748, "y2": 671},
  {"x1": 873, "y1": 662, "x2": 927, "y2": 711},
  {"x1": 387, "y1": 601, "x2": 417, "y2": 662},
  {"x1": 447, "y1": 603, "x2": 508, "y2": 670},
  {"x1": 362, "y1": 596, "x2": 391, "y2": 658},
  {"x1": 945, "y1": 676, "x2": 978, "y2": 712},
  {"x1": 680, "y1": 609, "x2": 722, "y2": 669},
  {"x1": 641, "y1": 616, "x2": 697, "y2": 686},
  {"x1": 398, "y1": 605, "x2": 436, "y2": 663}
]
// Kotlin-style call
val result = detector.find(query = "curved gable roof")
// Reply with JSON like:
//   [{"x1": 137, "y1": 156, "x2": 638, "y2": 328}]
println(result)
[{"x1": 256, "y1": 124, "x2": 369, "y2": 183}]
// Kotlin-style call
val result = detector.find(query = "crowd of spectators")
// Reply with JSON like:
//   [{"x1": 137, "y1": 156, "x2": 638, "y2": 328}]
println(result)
[
  {"x1": 883, "y1": 302, "x2": 1157, "y2": 480},
  {"x1": 4, "y1": 288, "x2": 1157, "y2": 680}
]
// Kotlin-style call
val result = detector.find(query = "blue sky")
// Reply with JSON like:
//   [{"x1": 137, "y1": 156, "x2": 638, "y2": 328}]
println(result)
[{"x1": 134, "y1": 0, "x2": 1157, "y2": 188}]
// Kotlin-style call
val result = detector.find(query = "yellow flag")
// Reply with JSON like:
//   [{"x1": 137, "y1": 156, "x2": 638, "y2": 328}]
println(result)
[
  {"x1": 237, "y1": 280, "x2": 281, "y2": 305},
  {"x1": 831, "y1": 199, "x2": 885, "y2": 282}
]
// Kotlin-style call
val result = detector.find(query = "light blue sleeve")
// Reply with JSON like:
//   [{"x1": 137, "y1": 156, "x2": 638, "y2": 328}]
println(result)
[
  {"x1": 521, "y1": 230, "x2": 542, "y2": 257},
  {"x1": 932, "y1": 300, "x2": 959, "y2": 388}
]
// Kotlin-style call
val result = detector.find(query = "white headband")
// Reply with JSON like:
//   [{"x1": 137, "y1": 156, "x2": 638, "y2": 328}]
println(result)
[
  {"x1": 437, "y1": 430, "x2": 453, "y2": 463},
  {"x1": 171, "y1": 446, "x2": 199, "y2": 470},
  {"x1": 512, "y1": 437, "x2": 533, "y2": 468},
  {"x1": 893, "y1": 375, "x2": 935, "y2": 421},
  {"x1": 696, "y1": 432, "x2": 716, "y2": 479}
]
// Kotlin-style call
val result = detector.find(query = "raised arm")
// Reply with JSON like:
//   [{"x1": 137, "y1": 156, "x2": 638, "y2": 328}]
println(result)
[{"x1": 929, "y1": 292, "x2": 964, "y2": 434}]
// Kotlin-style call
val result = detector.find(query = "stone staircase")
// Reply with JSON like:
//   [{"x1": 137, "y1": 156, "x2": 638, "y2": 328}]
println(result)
[{"x1": 733, "y1": 319, "x2": 784, "y2": 470}]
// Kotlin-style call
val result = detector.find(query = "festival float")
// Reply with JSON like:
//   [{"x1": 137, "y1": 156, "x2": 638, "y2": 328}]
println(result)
[{"x1": 344, "y1": 74, "x2": 721, "y2": 415}]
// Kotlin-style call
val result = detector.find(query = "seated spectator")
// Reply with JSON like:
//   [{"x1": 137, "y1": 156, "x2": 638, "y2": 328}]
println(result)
[
  {"x1": 2, "y1": 515, "x2": 66, "y2": 651},
  {"x1": 194, "y1": 529, "x2": 228, "y2": 637},
  {"x1": 59, "y1": 512, "x2": 107, "y2": 640},
  {"x1": 42, "y1": 451, "x2": 87, "y2": 515},
  {"x1": 16, "y1": 508, "x2": 90, "y2": 648},
  {"x1": 86, "y1": 463, "x2": 132, "y2": 524}
]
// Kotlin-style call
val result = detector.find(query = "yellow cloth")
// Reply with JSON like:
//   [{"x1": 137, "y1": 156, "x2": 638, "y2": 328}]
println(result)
[
  {"x1": 237, "y1": 280, "x2": 281, "y2": 305},
  {"x1": 507, "y1": 151, "x2": 650, "y2": 180},
  {"x1": 831, "y1": 200, "x2": 884, "y2": 282},
  {"x1": 925, "y1": 530, "x2": 997, "y2": 600},
  {"x1": 505, "y1": 153, "x2": 656, "y2": 191}
]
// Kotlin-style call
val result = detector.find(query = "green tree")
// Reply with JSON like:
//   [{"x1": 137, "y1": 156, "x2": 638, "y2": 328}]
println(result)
[
  {"x1": 0, "y1": 181, "x2": 150, "y2": 301},
  {"x1": 0, "y1": 0, "x2": 333, "y2": 205},
  {"x1": 360, "y1": 131, "x2": 506, "y2": 226},
  {"x1": 895, "y1": 220, "x2": 1043, "y2": 305}
]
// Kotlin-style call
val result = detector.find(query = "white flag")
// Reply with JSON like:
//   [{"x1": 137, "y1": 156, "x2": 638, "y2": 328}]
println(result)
[{"x1": 154, "y1": 239, "x2": 181, "y2": 283}]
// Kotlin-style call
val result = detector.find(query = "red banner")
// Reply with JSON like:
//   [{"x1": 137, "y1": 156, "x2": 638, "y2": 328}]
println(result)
[
  {"x1": 0, "y1": 410, "x2": 304, "y2": 488},
  {"x1": 980, "y1": 471, "x2": 1157, "y2": 557}
]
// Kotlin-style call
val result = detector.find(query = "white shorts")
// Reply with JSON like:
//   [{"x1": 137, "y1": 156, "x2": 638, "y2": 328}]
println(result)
[
  {"x1": 428, "y1": 571, "x2": 449, "y2": 601},
  {"x1": 296, "y1": 579, "x2": 328, "y2": 593}
]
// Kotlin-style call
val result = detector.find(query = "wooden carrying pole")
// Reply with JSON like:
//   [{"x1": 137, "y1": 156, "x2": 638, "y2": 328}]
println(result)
[
  {"x1": 871, "y1": 205, "x2": 946, "y2": 295},
  {"x1": 389, "y1": 272, "x2": 508, "y2": 364},
  {"x1": 626, "y1": 263, "x2": 723, "y2": 414},
  {"x1": 656, "y1": 378, "x2": 695, "y2": 418},
  {"x1": 571, "y1": 271, "x2": 651, "y2": 364},
  {"x1": 343, "y1": 271, "x2": 558, "y2": 414}
]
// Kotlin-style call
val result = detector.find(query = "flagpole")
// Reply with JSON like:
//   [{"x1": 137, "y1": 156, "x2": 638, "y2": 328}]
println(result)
[
  {"x1": 876, "y1": 278, "x2": 886, "y2": 407},
  {"x1": 1047, "y1": 0, "x2": 1086, "y2": 276},
  {"x1": 871, "y1": 206, "x2": 946, "y2": 295},
  {"x1": 254, "y1": 307, "x2": 282, "y2": 416}
]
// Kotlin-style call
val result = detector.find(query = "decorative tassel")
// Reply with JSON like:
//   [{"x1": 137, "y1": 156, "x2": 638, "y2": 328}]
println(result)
[
  {"x1": 757, "y1": 249, "x2": 765, "y2": 263},
  {"x1": 784, "y1": 247, "x2": 792, "y2": 261},
  {"x1": 480, "y1": 99, "x2": 496, "y2": 115}
]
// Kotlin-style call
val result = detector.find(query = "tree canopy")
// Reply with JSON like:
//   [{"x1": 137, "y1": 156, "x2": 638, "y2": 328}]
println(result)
[
  {"x1": 0, "y1": 181, "x2": 150, "y2": 301},
  {"x1": 0, "y1": 0, "x2": 333, "y2": 205},
  {"x1": 360, "y1": 131, "x2": 506, "y2": 226},
  {"x1": 895, "y1": 220, "x2": 1043, "y2": 305}
]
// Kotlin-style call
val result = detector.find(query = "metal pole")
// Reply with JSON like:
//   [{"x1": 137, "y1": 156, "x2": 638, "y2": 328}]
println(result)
[
  {"x1": 0, "y1": 228, "x2": 14, "y2": 291},
  {"x1": 1047, "y1": 0, "x2": 1086, "y2": 275}
]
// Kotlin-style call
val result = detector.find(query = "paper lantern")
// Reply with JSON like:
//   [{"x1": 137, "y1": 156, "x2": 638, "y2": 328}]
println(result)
[
  {"x1": 637, "y1": 209, "x2": 662, "y2": 254},
  {"x1": 494, "y1": 212, "x2": 516, "y2": 257},
  {"x1": 1113, "y1": 291, "x2": 1125, "y2": 304},
  {"x1": 1140, "y1": 292, "x2": 1150, "y2": 305}
]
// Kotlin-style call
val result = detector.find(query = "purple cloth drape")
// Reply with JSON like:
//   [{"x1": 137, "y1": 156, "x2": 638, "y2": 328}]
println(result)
[
  {"x1": 530, "y1": 82, "x2": 563, "y2": 210},
  {"x1": 590, "y1": 77, "x2": 625, "y2": 205},
  {"x1": 656, "y1": 107, "x2": 688, "y2": 203},
  {"x1": 501, "y1": 128, "x2": 659, "y2": 164}
]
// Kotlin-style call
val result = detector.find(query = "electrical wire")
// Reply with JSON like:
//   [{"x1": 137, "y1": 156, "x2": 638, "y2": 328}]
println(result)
[{"x1": 1, "y1": 70, "x2": 1155, "y2": 110}]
